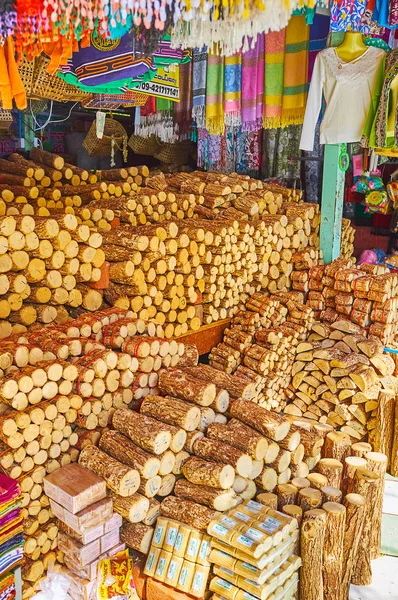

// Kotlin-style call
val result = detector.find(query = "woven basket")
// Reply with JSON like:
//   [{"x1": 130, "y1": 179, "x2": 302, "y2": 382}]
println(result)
[
  {"x1": 128, "y1": 134, "x2": 160, "y2": 156},
  {"x1": 83, "y1": 118, "x2": 128, "y2": 158},
  {"x1": 18, "y1": 55, "x2": 35, "y2": 97},
  {"x1": 31, "y1": 55, "x2": 91, "y2": 102},
  {"x1": 0, "y1": 109, "x2": 13, "y2": 131},
  {"x1": 154, "y1": 141, "x2": 193, "y2": 165}
]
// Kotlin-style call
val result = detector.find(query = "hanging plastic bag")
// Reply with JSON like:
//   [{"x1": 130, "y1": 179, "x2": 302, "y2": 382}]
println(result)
[
  {"x1": 31, "y1": 572, "x2": 72, "y2": 600},
  {"x1": 365, "y1": 190, "x2": 391, "y2": 214},
  {"x1": 97, "y1": 550, "x2": 139, "y2": 600}
]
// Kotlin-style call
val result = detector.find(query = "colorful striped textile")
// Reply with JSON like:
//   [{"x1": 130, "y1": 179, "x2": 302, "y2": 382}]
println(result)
[
  {"x1": 174, "y1": 61, "x2": 193, "y2": 139},
  {"x1": 205, "y1": 53, "x2": 225, "y2": 135},
  {"x1": 242, "y1": 34, "x2": 264, "y2": 132},
  {"x1": 224, "y1": 54, "x2": 242, "y2": 126},
  {"x1": 263, "y1": 29, "x2": 286, "y2": 129},
  {"x1": 192, "y1": 48, "x2": 207, "y2": 128},
  {"x1": 282, "y1": 15, "x2": 310, "y2": 127}
]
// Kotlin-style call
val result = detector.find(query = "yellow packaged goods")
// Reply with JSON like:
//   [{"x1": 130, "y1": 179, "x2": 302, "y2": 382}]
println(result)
[
  {"x1": 44, "y1": 463, "x2": 106, "y2": 514},
  {"x1": 209, "y1": 548, "x2": 237, "y2": 570},
  {"x1": 163, "y1": 520, "x2": 180, "y2": 552},
  {"x1": 207, "y1": 519, "x2": 236, "y2": 543},
  {"x1": 49, "y1": 497, "x2": 113, "y2": 534},
  {"x1": 64, "y1": 543, "x2": 126, "y2": 581},
  {"x1": 228, "y1": 508, "x2": 254, "y2": 525},
  {"x1": 164, "y1": 555, "x2": 183, "y2": 587},
  {"x1": 209, "y1": 576, "x2": 239, "y2": 600},
  {"x1": 230, "y1": 531, "x2": 267, "y2": 559},
  {"x1": 173, "y1": 523, "x2": 192, "y2": 557},
  {"x1": 234, "y1": 544, "x2": 296, "y2": 584},
  {"x1": 152, "y1": 517, "x2": 168, "y2": 548},
  {"x1": 191, "y1": 565, "x2": 210, "y2": 598},
  {"x1": 144, "y1": 546, "x2": 161, "y2": 577},
  {"x1": 235, "y1": 591, "x2": 261, "y2": 600},
  {"x1": 176, "y1": 559, "x2": 195, "y2": 593},
  {"x1": 213, "y1": 565, "x2": 240, "y2": 586},
  {"x1": 241, "y1": 500, "x2": 264, "y2": 516},
  {"x1": 235, "y1": 534, "x2": 298, "y2": 570},
  {"x1": 58, "y1": 531, "x2": 101, "y2": 567},
  {"x1": 185, "y1": 530, "x2": 202, "y2": 562},
  {"x1": 197, "y1": 534, "x2": 211, "y2": 566},
  {"x1": 154, "y1": 550, "x2": 172, "y2": 583},
  {"x1": 97, "y1": 550, "x2": 139, "y2": 600}
]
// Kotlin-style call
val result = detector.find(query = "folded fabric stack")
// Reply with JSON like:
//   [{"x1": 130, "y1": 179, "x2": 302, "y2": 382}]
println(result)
[{"x1": 0, "y1": 474, "x2": 23, "y2": 599}]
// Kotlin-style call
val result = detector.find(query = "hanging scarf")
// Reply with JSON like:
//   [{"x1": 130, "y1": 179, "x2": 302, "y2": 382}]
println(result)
[
  {"x1": 263, "y1": 29, "x2": 286, "y2": 129},
  {"x1": 308, "y1": 14, "x2": 330, "y2": 81},
  {"x1": 374, "y1": 49, "x2": 398, "y2": 148},
  {"x1": 205, "y1": 53, "x2": 224, "y2": 136},
  {"x1": 256, "y1": 34, "x2": 265, "y2": 128},
  {"x1": 174, "y1": 61, "x2": 192, "y2": 140},
  {"x1": 224, "y1": 54, "x2": 242, "y2": 127},
  {"x1": 241, "y1": 35, "x2": 262, "y2": 131},
  {"x1": 282, "y1": 15, "x2": 309, "y2": 127},
  {"x1": 197, "y1": 128, "x2": 222, "y2": 171},
  {"x1": 192, "y1": 48, "x2": 207, "y2": 129}
]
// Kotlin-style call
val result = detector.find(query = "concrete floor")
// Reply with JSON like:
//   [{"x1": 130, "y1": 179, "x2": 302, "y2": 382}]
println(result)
[{"x1": 349, "y1": 475, "x2": 398, "y2": 600}]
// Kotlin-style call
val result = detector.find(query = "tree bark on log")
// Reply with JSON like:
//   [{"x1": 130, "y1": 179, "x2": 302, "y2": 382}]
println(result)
[
  {"x1": 364, "y1": 451, "x2": 388, "y2": 560},
  {"x1": 99, "y1": 430, "x2": 160, "y2": 479},
  {"x1": 300, "y1": 509, "x2": 327, "y2": 600},
  {"x1": 257, "y1": 492, "x2": 278, "y2": 510},
  {"x1": 348, "y1": 467, "x2": 379, "y2": 586},
  {"x1": 226, "y1": 419, "x2": 269, "y2": 461},
  {"x1": 391, "y1": 398, "x2": 398, "y2": 478},
  {"x1": 323, "y1": 431, "x2": 351, "y2": 462},
  {"x1": 193, "y1": 437, "x2": 253, "y2": 478},
  {"x1": 78, "y1": 444, "x2": 140, "y2": 497},
  {"x1": 140, "y1": 395, "x2": 201, "y2": 431},
  {"x1": 316, "y1": 458, "x2": 343, "y2": 489},
  {"x1": 230, "y1": 399, "x2": 290, "y2": 441},
  {"x1": 341, "y1": 493, "x2": 366, "y2": 600},
  {"x1": 323, "y1": 502, "x2": 346, "y2": 600},
  {"x1": 299, "y1": 487, "x2": 323, "y2": 511},
  {"x1": 158, "y1": 369, "x2": 216, "y2": 407},
  {"x1": 321, "y1": 486, "x2": 343, "y2": 504},
  {"x1": 160, "y1": 496, "x2": 216, "y2": 531},
  {"x1": 112, "y1": 408, "x2": 172, "y2": 455},
  {"x1": 181, "y1": 456, "x2": 234, "y2": 490},
  {"x1": 112, "y1": 492, "x2": 149, "y2": 523},
  {"x1": 120, "y1": 522, "x2": 153, "y2": 554},
  {"x1": 374, "y1": 390, "x2": 395, "y2": 470},
  {"x1": 276, "y1": 484, "x2": 298, "y2": 509},
  {"x1": 174, "y1": 478, "x2": 236, "y2": 511}
]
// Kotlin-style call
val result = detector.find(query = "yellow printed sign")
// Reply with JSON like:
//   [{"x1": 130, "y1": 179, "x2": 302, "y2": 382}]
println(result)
[{"x1": 137, "y1": 66, "x2": 180, "y2": 102}]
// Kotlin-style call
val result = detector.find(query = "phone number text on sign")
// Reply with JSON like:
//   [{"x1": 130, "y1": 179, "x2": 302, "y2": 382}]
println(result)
[{"x1": 137, "y1": 81, "x2": 180, "y2": 101}]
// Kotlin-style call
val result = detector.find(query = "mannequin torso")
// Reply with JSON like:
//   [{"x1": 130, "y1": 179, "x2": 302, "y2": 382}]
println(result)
[{"x1": 336, "y1": 32, "x2": 367, "y2": 62}]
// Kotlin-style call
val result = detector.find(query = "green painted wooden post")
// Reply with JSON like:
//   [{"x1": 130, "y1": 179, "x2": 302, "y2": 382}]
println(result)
[{"x1": 320, "y1": 144, "x2": 345, "y2": 264}]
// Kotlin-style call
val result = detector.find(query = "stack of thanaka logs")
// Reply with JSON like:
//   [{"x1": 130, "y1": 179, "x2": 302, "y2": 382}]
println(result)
[
  {"x1": 0, "y1": 151, "x2": 147, "y2": 225},
  {"x1": 255, "y1": 435, "x2": 387, "y2": 599},
  {"x1": 308, "y1": 258, "x2": 398, "y2": 345},
  {"x1": 0, "y1": 210, "x2": 106, "y2": 335},
  {"x1": 341, "y1": 218, "x2": 355, "y2": 258},
  {"x1": 284, "y1": 318, "x2": 398, "y2": 456},
  {"x1": 209, "y1": 291, "x2": 315, "y2": 411},
  {"x1": 0, "y1": 306, "x2": 194, "y2": 592}
]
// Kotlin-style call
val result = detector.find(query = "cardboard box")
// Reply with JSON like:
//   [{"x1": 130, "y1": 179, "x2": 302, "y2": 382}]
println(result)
[
  {"x1": 64, "y1": 542, "x2": 127, "y2": 581},
  {"x1": 58, "y1": 511, "x2": 122, "y2": 545},
  {"x1": 44, "y1": 464, "x2": 106, "y2": 514},
  {"x1": 50, "y1": 496, "x2": 113, "y2": 534},
  {"x1": 100, "y1": 528, "x2": 121, "y2": 554},
  {"x1": 59, "y1": 567, "x2": 97, "y2": 600}
]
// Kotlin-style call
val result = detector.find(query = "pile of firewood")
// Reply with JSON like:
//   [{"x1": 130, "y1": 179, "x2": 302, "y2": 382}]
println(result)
[
  {"x1": 209, "y1": 291, "x2": 314, "y2": 410},
  {"x1": 256, "y1": 435, "x2": 387, "y2": 598},
  {"x1": 308, "y1": 257, "x2": 398, "y2": 344},
  {"x1": 284, "y1": 318, "x2": 398, "y2": 455}
]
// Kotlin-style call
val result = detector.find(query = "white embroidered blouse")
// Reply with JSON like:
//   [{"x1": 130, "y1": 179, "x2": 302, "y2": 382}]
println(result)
[{"x1": 299, "y1": 46, "x2": 386, "y2": 151}]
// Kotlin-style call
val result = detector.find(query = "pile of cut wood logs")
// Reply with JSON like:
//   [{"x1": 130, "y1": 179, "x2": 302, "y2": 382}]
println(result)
[
  {"x1": 341, "y1": 217, "x2": 355, "y2": 258},
  {"x1": 308, "y1": 258, "x2": 398, "y2": 344},
  {"x1": 209, "y1": 291, "x2": 315, "y2": 411},
  {"x1": 284, "y1": 318, "x2": 398, "y2": 467}
]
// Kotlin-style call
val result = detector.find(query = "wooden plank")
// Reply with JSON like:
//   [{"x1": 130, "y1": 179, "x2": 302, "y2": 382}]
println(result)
[
  {"x1": 320, "y1": 144, "x2": 345, "y2": 264},
  {"x1": 174, "y1": 319, "x2": 231, "y2": 356}
]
